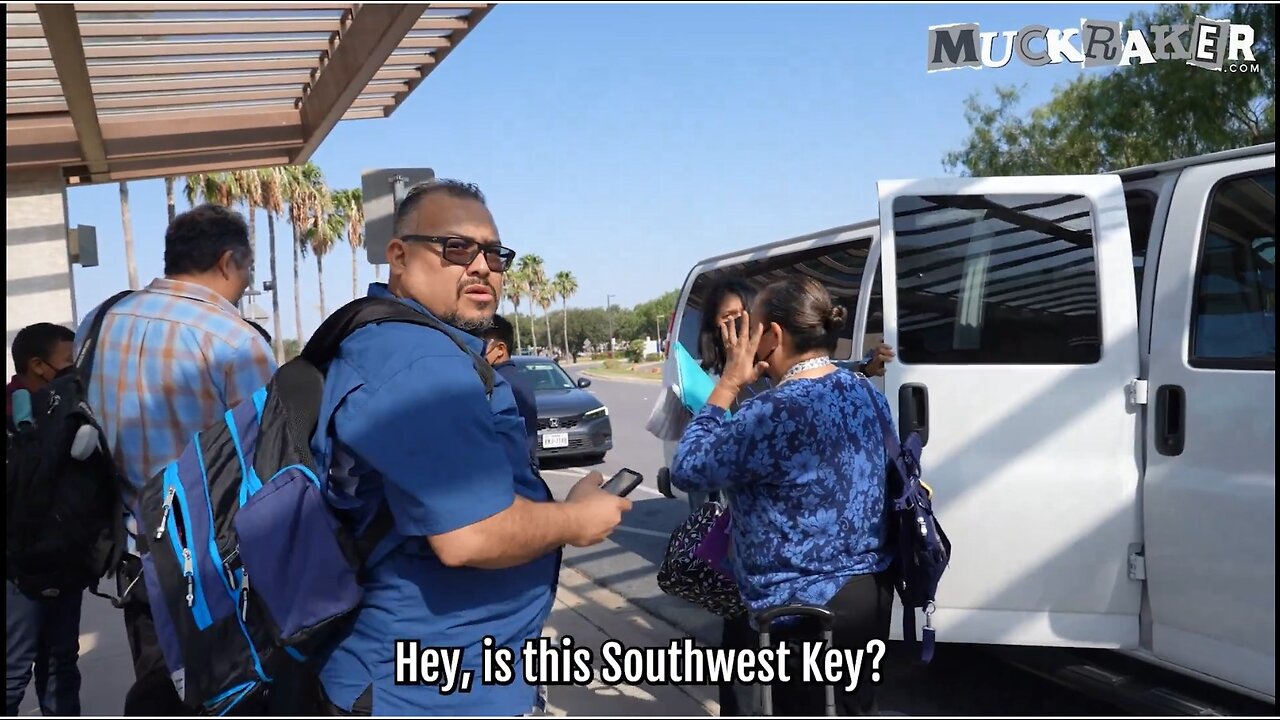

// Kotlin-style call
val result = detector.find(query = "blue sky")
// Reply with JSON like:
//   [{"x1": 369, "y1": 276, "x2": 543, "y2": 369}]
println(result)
[{"x1": 67, "y1": 2, "x2": 1160, "y2": 340}]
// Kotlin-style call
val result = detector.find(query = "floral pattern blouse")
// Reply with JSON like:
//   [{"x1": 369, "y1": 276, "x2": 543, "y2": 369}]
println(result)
[{"x1": 670, "y1": 368, "x2": 893, "y2": 616}]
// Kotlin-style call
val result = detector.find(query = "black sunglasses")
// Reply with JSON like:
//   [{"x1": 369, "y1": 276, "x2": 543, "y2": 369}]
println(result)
[{"x1": 400, "y1": 235, "x2": 517, "y2": 272}]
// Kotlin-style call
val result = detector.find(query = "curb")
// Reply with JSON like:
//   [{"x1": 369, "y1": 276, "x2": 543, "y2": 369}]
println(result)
[{"x1": 580, "y1": 370, "x2": 663, "y2": 385}]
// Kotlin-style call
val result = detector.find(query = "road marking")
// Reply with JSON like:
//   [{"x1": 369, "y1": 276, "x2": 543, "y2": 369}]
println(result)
[
  {"x1": 540, "y1": 468, "x2": 589, "y2": 478},
  {"x1": 613, "y1": 525, "x2": 672, "y2": 539}
]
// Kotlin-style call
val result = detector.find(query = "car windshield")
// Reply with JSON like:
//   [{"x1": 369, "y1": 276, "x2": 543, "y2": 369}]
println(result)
[{"x1": 517, "y1": 361, "x2": 577, "y2": 391}]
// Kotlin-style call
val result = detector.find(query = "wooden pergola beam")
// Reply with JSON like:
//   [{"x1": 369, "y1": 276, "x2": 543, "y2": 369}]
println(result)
[
  {"x1": 10, "y1": 56, "x2": 324, "y2": 82},
  {"x1": 393, "y1": 4, "x2": 490, "y2": 112},
  {"x1": 294, "y1": 4, "x2": 428, "y2": 163},
  {"x1": 9, "y1": 16, "x2": 467, "y2": 38},
  {"x1": 101, "y1": 148, "x2": 298, "y2": 182},
  {"x1": 36, "y1": 4, "x2": 108, "y2": 181}
]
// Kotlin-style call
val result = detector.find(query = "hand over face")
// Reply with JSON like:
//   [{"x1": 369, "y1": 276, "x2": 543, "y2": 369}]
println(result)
[{"x1": 719, "y1": 310, "x2": 770, "y2": 390}]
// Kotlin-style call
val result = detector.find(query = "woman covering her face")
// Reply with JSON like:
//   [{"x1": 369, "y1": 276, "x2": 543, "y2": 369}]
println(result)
[{"x1": 670, "y1": 276, "x2": 896, "y2": 716}]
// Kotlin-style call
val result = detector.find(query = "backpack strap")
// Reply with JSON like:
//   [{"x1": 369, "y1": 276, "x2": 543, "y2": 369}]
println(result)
[
  {"x1": 298, "y1": 297, "x2": 498, "y2": 566},
  {"x1": 75, "y1": 290, "x2": 134, "y2": 392},
  {"x1": 301, "y1": 297, "x2": 495, "y2": 397}
]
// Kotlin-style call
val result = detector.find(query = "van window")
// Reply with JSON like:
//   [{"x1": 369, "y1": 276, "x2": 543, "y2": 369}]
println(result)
[
  {"x1": 1189, "y1": 170, "x2": 1276, "y2": 370},
  {"x1": 674, "y1": 301, "x2": 703, "y2": 359},
  {"x1": 675, "y1": 235, "x2": 874, "y2": 362},
  {"x1": 890, "y1": 193, "x2": 1102, "y2": 365},
  {"x1": 1126, "y1": 190, "x2": 1157, "y2": 298}
]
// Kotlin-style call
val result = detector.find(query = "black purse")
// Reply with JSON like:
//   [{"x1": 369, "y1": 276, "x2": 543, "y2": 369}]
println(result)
[{"x1": 657, "y1": 500, "x2": 748, "y2": 619}]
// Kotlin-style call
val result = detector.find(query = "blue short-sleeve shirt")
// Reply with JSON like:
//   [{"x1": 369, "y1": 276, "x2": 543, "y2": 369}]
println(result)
[{"x1": 309, "y1": 283, "x2": 560, "y2": 715}]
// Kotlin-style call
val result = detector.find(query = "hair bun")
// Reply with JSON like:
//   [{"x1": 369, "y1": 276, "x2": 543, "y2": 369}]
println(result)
[{"x1": 824, "y1": 305, "x2": 848, "y2": 332}]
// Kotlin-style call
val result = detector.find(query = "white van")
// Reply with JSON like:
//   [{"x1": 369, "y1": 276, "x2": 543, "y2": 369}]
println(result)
[{"x1": 657, "y1": 143, "x2": 1275, "y2": 705}]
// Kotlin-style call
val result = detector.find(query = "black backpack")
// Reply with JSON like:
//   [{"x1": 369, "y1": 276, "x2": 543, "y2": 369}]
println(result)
[
  {"x1": 5, "y1": 290, "x2": 132, "y2": 599},
  {"x1": 133, "y1": 297, "x2": 495, "y2": 715}
]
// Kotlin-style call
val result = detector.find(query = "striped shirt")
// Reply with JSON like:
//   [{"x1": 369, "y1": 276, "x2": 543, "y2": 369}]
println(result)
[{"x1": 75, "y1": 278, "x2": 277, "y2": 549}]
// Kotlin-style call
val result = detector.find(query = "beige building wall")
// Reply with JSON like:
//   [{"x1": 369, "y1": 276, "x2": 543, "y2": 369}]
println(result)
[{"x1": 6, "y1": 168, "x2": 77, "y2": 379}]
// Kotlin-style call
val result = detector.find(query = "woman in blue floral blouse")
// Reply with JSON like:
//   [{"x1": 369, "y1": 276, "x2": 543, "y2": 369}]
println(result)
[{"x1": 671, "y1": 276, "x2": 895, "y2": 716}]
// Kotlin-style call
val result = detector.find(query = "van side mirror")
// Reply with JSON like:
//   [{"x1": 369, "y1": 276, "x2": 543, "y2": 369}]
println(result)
[{"x1": 576, "y1": 377, "x2": 592, "y2": 389}]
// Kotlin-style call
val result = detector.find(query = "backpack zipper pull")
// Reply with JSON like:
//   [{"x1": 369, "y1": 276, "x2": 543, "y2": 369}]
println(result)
[
  {"x1": 156, "y1": 485, "x2": 176, "y2": 540},
  {"x1": 223, "y1": 546, "x2": 240, "y2": 590},
  {"x1": 240, "y1": 569, "x2": 250, "y2": 621},
  {"x1": 182, "y1": 549, "x2": 195, "y2": 607}
]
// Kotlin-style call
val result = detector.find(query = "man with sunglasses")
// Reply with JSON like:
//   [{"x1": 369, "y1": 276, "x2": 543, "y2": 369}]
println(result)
[{"x1": 309, "y1": 179, "x2": 631, "y2": 716}]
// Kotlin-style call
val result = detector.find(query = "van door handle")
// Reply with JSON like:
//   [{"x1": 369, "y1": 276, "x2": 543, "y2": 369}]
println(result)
[
  {"x1": 1155, "y1": 385, "x2": 1186, "y2": 456},
  {"x1": 898, "y1": 384, "x2": 929, "y2": 446}
]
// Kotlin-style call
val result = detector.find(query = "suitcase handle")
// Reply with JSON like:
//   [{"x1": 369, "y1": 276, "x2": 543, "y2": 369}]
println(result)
[
  {"x1": 755, "y1": 603, "x2": 835, "y2": 633},
  {"x1": 755, "y1": 604, "x2": 838, "y2": 717}
]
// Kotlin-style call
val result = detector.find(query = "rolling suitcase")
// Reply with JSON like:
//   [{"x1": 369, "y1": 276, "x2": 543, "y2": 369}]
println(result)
[{"x1": 755, "y1": 604, "x2": 838, "y2": 717}]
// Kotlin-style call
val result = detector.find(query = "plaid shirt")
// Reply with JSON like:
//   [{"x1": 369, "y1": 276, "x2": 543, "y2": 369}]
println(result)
[{"x1": 75, "y1": 278, "x2": 277, "y2": 550}]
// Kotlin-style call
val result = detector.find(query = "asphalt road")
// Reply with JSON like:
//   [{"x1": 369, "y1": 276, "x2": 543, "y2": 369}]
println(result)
[{"x1": 543, "y1": 371, "x2": 1121, "y2": 716}]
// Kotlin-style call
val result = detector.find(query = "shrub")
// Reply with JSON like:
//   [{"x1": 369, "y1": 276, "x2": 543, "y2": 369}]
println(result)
[{"x1": 625, "y1": 340, "x2": 646, "y2": 363}]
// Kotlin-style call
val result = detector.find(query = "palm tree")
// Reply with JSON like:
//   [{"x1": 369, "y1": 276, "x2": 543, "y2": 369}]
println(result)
[
  {"x1": 184, "y1": 171, "x2": 236, "y2": 208},
  {"x1": 306, "y1": 190, "x2": 342, "y2": 320},
  {"x1": 515, "y1": 254, "x2": 546, "y2": 351},
  {"x1": 183, "y1": 171, "x2": 239, "y2": 309},
  {"x1": 284, "y1": 162, "x2": 325, "y2": 341},
  {"x1": 503, "y1": 266, "x2": 525, "y2": 351},
  {"x1": 552, "y1": 270, "x2": 578, "y2": 359},
  {"x1": 257, "y1": 166, "x2": 288, "y2": 362},
  {"x1": 231, "y1": 169, "x2": 263, "y2": 288},
  {"x1": 331, "y1": 188, "x2": 365, "y2": 300},
  {"x1": 537, "y1": 285, "x2": 555, "y2": 359},
  {"x1": 164, "y1": 177, "x2": 176, "y2": 224},
  {"x1": 119, "y1": 182, "x2": 139, "y2": 290}
]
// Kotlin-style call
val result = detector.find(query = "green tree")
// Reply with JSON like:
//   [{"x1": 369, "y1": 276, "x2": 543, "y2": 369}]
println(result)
[
  {"x1": 944, "y1": 3, "x2": 1275, "y2": 176},
  {"x1": 562, "y1": 307, "x2": 612, "y2": 357},
  {"x1": 617, "y1": 290, "x2": 679, "y2": 341}
]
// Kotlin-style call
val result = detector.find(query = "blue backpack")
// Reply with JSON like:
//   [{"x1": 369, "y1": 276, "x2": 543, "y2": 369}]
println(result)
[
  {"x1": 134, "y1": 297, "x2": 495, "y2": 714},
  {"x1": 856, "y1": 375, "x2": 952, "y2": 664}
]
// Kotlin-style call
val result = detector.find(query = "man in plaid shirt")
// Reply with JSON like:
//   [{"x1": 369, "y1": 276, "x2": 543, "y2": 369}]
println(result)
[{"x1": 75, "y1": 204, "x2": 275, "y2": 715}]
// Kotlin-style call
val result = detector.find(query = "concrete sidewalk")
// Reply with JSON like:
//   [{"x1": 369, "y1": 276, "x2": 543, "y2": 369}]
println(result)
[
  {"x1": 543, "y1": 567, "x2": 717, "y2": 716},
  {"x1": 18, "y1": 567, "x2": 717, "y2": 717}
]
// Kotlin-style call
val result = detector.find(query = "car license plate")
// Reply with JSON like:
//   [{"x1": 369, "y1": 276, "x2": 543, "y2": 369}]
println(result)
[{"x1": 542, "y1": 433, "x2": 569, "y2": 449}]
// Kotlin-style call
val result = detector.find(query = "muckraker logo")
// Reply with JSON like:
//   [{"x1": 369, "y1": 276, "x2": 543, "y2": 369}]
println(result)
[{"x1": 927, "y1": 16, "x2": 1261, "y2": 73}]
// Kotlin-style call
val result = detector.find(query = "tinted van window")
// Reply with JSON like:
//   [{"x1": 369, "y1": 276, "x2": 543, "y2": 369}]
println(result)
[
  {"x1": 891, "y1": 193, "x2": 1102, "y2": 364},
  {"x1": 1190, "y1": 170, "x2": 1276, "y2": 370}
]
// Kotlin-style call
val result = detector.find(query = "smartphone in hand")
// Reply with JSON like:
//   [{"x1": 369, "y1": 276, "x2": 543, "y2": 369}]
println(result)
[{"x1": 599, "y1": 468, "x2": 644, "y2": 498}]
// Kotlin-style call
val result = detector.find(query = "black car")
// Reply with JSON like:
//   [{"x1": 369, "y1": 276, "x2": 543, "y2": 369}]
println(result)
[{"x1": 508, "y1": 356, "x2": 612, "y2": 462}]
